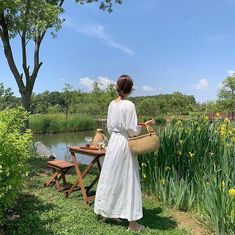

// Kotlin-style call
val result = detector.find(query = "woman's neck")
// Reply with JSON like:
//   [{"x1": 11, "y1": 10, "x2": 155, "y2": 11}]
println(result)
[{"x1": 115, "y1": 96, "x2": 125, "y2": 103}]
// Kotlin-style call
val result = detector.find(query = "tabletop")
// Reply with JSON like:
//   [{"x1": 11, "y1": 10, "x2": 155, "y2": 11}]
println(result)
[{"x1": 68, "y1": 146, "x2": 106, "y2": 157}]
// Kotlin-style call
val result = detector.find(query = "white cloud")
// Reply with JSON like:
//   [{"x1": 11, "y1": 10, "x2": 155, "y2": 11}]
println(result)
[
  {"x1": 141, "y1": 85, "x2": 154, "y2": 91},
  {"x1": 65, "y1": 19, "x2": 134, "y2": 56},
  {"x1": 194, "y1": 79, "x2": 208, "y2": 90},
  {"x1": 97, "y1": 76, "x2": 115, "y2": 88},
  {"x1": 79, "y1": 77, "x2": 94, "y2": 91},
  {"x1": 79, "y1": 76, "x2": 115, "y2": 91},
  {"x1": 228, "y1": 70, "x2": 235, "y2": 76}
]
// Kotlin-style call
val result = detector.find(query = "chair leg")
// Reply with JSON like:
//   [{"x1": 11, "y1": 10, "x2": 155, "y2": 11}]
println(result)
[
  {"x1": 44, "y1": 166, "x2": 73, "y2": 192},
  {"x1": 54, "y1": 174, "x2": 63, "y2": 191},
  {"x1": 44, "y1": 170, "x2": 59, "y2": 187}
]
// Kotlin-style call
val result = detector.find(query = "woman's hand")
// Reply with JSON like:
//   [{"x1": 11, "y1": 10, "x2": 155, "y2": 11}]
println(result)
[{"x1": 144, "y1": 119, "x2": 155, "y2": 126}]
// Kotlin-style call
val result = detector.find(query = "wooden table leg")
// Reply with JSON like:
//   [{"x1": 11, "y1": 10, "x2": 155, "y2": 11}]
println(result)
[
  {"x1": 81, "y1": 157, "x2": 98, "y2": 178},
  {"x1": 64, "y1": 152, "x2": 104, "y2": 207},
  {"x1": 65, "y1": 151, "x2": 89, "y2": 206}
]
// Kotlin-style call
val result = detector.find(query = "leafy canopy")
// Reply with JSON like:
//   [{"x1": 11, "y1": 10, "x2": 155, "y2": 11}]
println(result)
[{"x1": 0, "y1": 0, "x2": 122, "y2": 39}]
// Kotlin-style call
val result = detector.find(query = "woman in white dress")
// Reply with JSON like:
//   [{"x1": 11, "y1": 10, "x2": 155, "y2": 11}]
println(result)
[{"x1": 94, "y1": 75, "x2": 155, "y2": 232}]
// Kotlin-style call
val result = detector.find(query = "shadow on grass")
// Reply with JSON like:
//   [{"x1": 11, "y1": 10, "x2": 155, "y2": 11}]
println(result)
[
  {"x1": 99, "y1": 206, "x2": 177, "y2": 232},
  {"x1": 141, "y1": 207, "x2": 177, "y2": 230},
  {"x1": 27, "y1": 155, "x2": 48, "y2": 177},
  {"x1": 4, "y1": 193, "x2": 57, "y2": 235}
]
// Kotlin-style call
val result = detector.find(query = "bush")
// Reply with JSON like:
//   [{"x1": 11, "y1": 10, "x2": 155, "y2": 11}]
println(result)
[{"x1": 0, "y1": 108, "x2": 32, "y2": 224}]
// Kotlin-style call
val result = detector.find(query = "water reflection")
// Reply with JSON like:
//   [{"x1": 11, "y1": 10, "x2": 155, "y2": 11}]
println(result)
[{"x1": 33, "y1": 130, "x2": 105, "y2": 165}]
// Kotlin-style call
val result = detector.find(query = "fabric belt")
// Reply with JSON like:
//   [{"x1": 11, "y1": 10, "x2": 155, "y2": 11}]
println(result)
[{"x1": 112, "y1": 130, "x2": 127, "y2": 134}]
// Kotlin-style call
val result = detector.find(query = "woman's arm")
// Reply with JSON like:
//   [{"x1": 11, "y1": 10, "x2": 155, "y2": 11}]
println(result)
[{"x1": 138, "y1": 119, "x2": 155, "y2": 126}]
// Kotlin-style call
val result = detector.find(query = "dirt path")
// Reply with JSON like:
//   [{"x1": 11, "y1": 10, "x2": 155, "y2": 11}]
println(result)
[{"x1": 172, "y1": 211, "x2": 211, "y2": 235}]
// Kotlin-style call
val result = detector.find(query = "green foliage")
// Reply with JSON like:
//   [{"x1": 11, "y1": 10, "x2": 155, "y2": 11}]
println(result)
[
  {"x1": 29, "y1": 113, "x2": 96, "y2": 134},
  {"x1": 139, "y1": 117, "x2": 235, "y2": 234},
  {"x1": 155, "y1": 117, "x2": 167, "y2": 125},
  {"x1": 0, "y1": 83, "x2": 20, "y2": 110},
  {"x1": 30, "y1": 83, "x2": 117, "y2": 117},
  {"x1": 218, "y1": 75, "x2": 235, "y2": 111},
  {"x1": 134, "y1": 92, "x2": 196, "y2": 116},
  {"x1": 0, "y1": 107, "x2": 32, "y2": 224}
]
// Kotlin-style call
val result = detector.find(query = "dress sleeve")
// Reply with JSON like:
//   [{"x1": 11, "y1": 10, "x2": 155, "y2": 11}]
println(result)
[
  {"x1": 126, "y1": 102, "x2": 141, "y2": 137},
  {"x1": 107, "y1": 102, "x2": 113, "y2": 135}
]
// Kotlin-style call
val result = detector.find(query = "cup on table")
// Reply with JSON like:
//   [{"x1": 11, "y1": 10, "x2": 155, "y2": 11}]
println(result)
[
  {"x1": 85, "y1": 136, "x2": 92, "y2": 147},
  {"x1": 97, "y1": 140, "x2": 104, "y2": 150}
]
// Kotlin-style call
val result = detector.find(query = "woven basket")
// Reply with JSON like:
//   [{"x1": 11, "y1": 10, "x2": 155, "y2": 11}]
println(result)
[{"x1": 128, "y1": 125, "x2": 160, "y2": 155}]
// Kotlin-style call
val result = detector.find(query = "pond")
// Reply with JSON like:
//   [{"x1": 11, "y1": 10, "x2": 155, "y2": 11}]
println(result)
[
  {"x1": 33, "y1": 130, "x2": 105, "y2": 165},
  {"x1": 32, "y1": 125, "x2": 163, "y2": 165}
]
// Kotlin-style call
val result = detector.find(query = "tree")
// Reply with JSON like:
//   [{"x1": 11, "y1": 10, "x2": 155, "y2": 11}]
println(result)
[
  {"x1": 0, "y1": 0, "x2": 122, "y2": 123},
  {"x1": 0, "y1": 82, "x2": 20, "y2": 110},
  {"x1": 218, "y1": 74, "x2": 235, "y2": 111},
  {"x1": 62, "y1": 83, "x2": 80, "y2": 117}
]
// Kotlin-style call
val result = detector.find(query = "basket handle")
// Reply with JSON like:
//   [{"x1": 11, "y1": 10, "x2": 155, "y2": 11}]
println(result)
[{"x1": 145, "y1": 124, "x2": 155, "y2": 134}]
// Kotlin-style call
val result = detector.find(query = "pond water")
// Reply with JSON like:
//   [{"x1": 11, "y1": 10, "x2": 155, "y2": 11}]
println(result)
[
  {"x1": 33, "y1": 125, "x2": 163, "y2": 165},
  {"x1": 33, "y1": 130, "x2": 105, "y2": 165}
]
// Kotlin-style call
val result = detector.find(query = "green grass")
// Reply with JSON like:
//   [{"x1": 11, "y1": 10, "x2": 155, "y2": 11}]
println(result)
[
  {"x1": 29, "y1": 114, "x2": 97, "y2": 134},
  {"x1": 2, "y1": 156, "x2": 197, "y2": 235},
  {"x1": 229, "y1": 121, "x2": 235, "y2": 129}
]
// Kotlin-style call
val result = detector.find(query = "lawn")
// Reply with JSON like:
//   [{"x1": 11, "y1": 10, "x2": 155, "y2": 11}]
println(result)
[{"x1": 3, "y1": 157, "x2": 207, "y2": 235}]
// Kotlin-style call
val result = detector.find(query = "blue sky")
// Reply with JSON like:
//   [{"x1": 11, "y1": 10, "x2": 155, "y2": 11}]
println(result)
[{"x1": 1, "y1": 0, "x2": 235, "y2": 102}]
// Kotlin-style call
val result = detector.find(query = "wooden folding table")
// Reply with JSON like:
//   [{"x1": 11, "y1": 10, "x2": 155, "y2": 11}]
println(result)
[{"x1": 64, "y1": 146, "x2": 105, "y2": 207}]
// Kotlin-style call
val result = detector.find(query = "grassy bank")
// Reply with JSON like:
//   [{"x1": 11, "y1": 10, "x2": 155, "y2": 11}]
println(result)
[
  {"x1": 2, "y1": 156, "x2": 207, "y2": 235},
  {"x1": 29, "y1": 114, "x2": 97, "y2": 134}
]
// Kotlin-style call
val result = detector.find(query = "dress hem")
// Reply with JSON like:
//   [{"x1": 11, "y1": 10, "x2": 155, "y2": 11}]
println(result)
[{"x1": 94, "y1": 208, "x2": 143, "y2": 222}]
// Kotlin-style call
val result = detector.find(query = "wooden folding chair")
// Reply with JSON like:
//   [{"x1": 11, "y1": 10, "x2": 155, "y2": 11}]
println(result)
[{"x1": 44, "y1": 160, "x2": 74, "y2": 191}]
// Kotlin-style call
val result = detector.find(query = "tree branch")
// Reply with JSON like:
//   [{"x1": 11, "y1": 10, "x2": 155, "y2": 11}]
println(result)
[
  {"x1": 0, "y1": 12, "x2": 25, "y2": 91},
  {"x1": 59, "y1": 0, "x2": 65, "y2": 7},
  {"x1": 31, "y1": 34, "x2": 44, "y2": 88},
  {"x1": 21, "y1": 0, "x2": 31, "y2": 85}
]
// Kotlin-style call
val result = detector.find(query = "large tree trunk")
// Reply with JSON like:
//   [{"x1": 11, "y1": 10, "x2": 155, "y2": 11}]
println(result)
[
  {"x1": 20, "y1": 89, "x2": 32, "y2": 130},
  {"x1": 21, "y1": 89, "x2": 32, "y2": 112}
]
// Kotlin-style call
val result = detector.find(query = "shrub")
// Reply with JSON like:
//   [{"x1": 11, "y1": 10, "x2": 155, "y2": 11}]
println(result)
[{"x1": 0, "y1": 108, "x2": 32, "y2": 225}]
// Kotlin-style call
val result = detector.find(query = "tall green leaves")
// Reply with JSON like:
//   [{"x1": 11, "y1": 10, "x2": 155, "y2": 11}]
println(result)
[{"x1": 139, "y1": 117, "x2": 235, "y2": 234}]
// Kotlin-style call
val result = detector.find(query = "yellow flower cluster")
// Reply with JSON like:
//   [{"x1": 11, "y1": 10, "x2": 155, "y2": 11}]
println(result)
[
  {"x1": 188, "y1": 152, "x2": 194, "y2": 158},
  {"x1": 224, "y1": 118, "x2": 230, "y2": 124},
  {"x1": 229, "y1": 189, "x2": 235, "y2": 197},
  {"x1": 220, "y1": 124, "x2": 227, "y2": 136},
  {"x1": 160, "y1": 179, "x2": 165, "y2": 185},
  {"x1": 232, "y1": 137, "x2": 235, "y2": 143},
  {"x1": 179, "y1": 139, "x2": 183, "y2": 144},
  {"x1": 204, "y1": 115, "x2": 209, "y2": 122},
  {"x1": 216, "y1": 112, "x2": 221, "y2": 118},
  {"x1": 221, "y1": 180, "x2": 225, "y2": 188}
]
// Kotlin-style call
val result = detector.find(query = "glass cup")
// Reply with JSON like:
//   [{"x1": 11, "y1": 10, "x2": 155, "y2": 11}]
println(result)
[
  {"x1": 97, "y1": 140, "x2": 104, "y2": 150},
  {"x1": 85, "y1": 136, "x2": 92, "y2": 147}
]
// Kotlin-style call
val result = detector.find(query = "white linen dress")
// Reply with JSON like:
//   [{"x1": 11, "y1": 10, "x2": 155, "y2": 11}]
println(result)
[{"x1": 94, "y1": 99, "x2": 142, "y2": 221}]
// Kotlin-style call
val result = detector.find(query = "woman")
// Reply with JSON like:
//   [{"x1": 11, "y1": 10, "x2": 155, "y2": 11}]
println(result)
[{"x1": 94, "y1": 75, "x2": 154, "y2": 232}]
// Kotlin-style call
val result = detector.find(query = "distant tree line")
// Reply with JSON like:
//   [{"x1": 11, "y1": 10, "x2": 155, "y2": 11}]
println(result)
[{"x1": 0, "y1": 75, "x2": 234, "y2": 117}]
